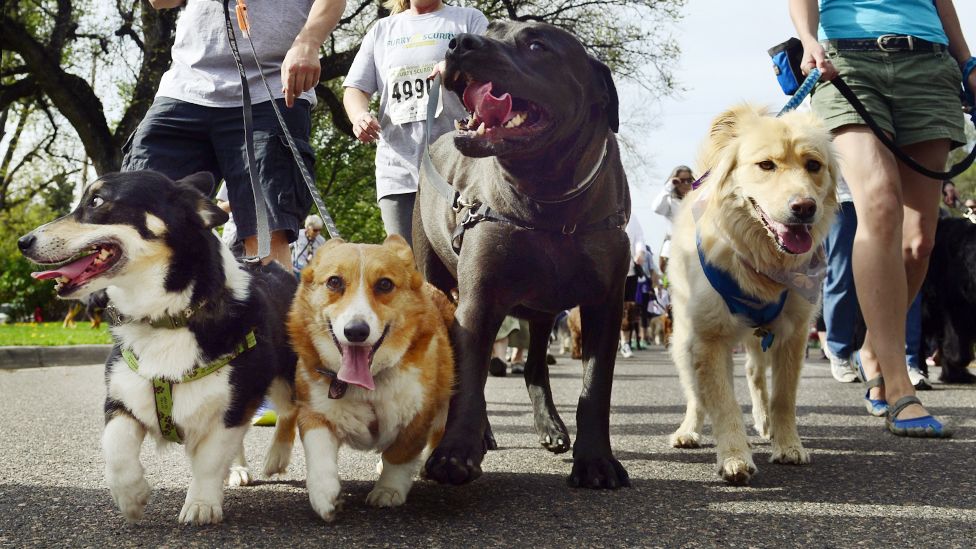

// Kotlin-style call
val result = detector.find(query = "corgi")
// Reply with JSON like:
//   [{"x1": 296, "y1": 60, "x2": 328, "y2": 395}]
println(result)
[
  {"x1": 288, "y1": 235, "x2": 455, "y2": 522},
  {"x1": 18, "y1": 170, "x2": 298, "y2": 524}
]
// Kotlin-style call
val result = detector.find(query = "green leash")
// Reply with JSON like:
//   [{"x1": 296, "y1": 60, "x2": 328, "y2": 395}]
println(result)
[{"x1": 122, "y1": 330, "x2": 258, "y2": 444}]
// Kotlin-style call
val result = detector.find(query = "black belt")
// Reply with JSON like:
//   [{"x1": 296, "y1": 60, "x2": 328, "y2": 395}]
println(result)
[{"x1": 826, "y1": 35, "x2": 946, "y2": 53}]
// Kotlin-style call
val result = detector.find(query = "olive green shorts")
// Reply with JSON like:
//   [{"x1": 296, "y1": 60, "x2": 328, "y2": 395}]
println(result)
[{"x1": 810, "y1": 44, "x2": 966, "y2": 149}]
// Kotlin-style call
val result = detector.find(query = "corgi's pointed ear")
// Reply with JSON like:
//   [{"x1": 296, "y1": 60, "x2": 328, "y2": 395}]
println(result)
[
  {"x1": 383, "y1": 234, "x2": 415, "y2": 263},
  {"x1": 178, "y1": 172, "x2": 217, "y2": 198}
]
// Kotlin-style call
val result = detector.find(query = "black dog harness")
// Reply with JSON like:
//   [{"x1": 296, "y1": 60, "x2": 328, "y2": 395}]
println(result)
[{"x1": 421, "y1": 76, "x2": 627, "y2": 252}]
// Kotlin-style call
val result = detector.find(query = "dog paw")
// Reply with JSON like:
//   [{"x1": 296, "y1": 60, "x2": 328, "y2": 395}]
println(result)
[
  {"x1": 567, "y1": 455, "x2": 631, "y2": 490},
  {"x1": 262, "y1": 443, "x2": 292, "y2": 477},
  {"x1": 227, "y1": 466, "x2": 251, "y2": 487},
  {"x1": 308, "y1": 489, "x2": 340, "y2": 523},
  {"x1": 424, "y1": 436, "x2": 485, "y2": 485},
  {"x1": 717, "y1": 455, "x2": 757, "y2": 486},
  {"x1": 535, "y1": 416, "x2": 571, "y2": 454},
  {"x1": 365, "y1": 486, "x2": 406, "y2": 508},
  {"x1": 179, "y1": 500, "x2": 223, "y2": 525},
  {"x1": 110, "y1": 477, "x2": 151, "y2": 523},
  {"x1": 770, "y1": 443, "x2": 810, "y2": 465},
  {"x1": 669, "y1": 431, "x2": 702, "y2": 448}
]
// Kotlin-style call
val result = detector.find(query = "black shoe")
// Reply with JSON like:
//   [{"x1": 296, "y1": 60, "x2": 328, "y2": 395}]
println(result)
[
  {"x1": 489, "y1": 357, "x2": 508, "y2": 377},
  {"x1": 510, "y1": 362, "x2": 525, "y2": 375}
]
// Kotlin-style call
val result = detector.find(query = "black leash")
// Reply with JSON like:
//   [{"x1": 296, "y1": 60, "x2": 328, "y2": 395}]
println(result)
[
  {"x1": 221, "y1": 0, "x2": 341, "y2": 263},
  {"x1": 829, "y1": 75, "x2": 976, "y2": 180}
]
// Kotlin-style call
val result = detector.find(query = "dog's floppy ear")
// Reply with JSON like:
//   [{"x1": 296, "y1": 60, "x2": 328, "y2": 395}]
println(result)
[
  {"x1": 174, "y1": 172, "x2": 227, "y2": 229},
  {"x1": 589, "y1": 57, "x2": 619, "y2": 133},
  {"x1": 698, "y1": 105, "x2": 762, "y2": 174}
]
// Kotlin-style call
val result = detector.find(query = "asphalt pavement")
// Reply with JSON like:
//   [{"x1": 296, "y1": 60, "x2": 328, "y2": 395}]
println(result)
[{"x1": 1, "y1": 347, "x2": 974, "y2": 548}]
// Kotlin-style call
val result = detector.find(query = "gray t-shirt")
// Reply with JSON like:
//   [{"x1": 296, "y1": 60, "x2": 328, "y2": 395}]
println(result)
[
  {"x1": 157, "y1": 0, "x2": 316, "y2": 108},
  {"x1": 343, "y1": 5, "x2": 488, "y2": 199}
]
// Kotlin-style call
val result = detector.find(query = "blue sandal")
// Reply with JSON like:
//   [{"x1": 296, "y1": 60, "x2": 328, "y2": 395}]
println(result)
[
  {"x1": 853, "y1": 351, "x2": 888, "y2": 417},
  {"x1": 886, "y1": 396, "x2": 952, "y2": 438}
]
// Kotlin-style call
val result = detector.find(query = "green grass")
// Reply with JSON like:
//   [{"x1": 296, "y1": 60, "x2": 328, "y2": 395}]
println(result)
[{"x1": 0, "y1": 322, "x2": 113, "y2": 346}]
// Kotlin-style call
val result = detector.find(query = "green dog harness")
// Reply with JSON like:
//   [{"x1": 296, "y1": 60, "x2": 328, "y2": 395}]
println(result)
[{"x1": 122, "y1": 330, "x2": 258, "y2": 444}]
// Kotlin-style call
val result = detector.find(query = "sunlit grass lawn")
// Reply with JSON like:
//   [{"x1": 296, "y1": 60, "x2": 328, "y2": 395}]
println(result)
[{"x1": 0, "y1": 322, "x2": 112, "y2": 346}]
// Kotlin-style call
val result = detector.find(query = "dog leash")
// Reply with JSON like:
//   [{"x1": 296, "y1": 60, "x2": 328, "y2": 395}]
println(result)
[
  {"x1": 222, "y1": 0, "x2": 341, "y2": 262},
  {"x1": 827, "y1": 75, "x2": 976, "y2": 180}
]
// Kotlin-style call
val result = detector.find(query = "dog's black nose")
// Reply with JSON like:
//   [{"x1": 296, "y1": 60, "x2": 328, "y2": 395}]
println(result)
[
  {"x1": 789, "y1": 198, "x2": 817, "y2": 221},
  {"x1": 344, "y1": 320, "x2": 370, "y2": 343},
  {"x1": 17, "y1": 233, "x2": 36, "y2": 252},
  {"x1": 449, "y1": 33, "x2": 485, "y2": 54}
]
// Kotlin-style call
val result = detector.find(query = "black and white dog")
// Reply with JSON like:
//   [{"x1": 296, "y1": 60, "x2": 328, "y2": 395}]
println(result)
[{"x1": 18, "y1": 171, "x2": 298, "y2": 525}]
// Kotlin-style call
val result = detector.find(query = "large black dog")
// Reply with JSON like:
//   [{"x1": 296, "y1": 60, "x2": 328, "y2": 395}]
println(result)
[
  {"x1": 414, "y1": 21, "x2": 631, "y2": 489},
  {"x1": 921, "y1": 217, "x2": 976, "y2": 384}
]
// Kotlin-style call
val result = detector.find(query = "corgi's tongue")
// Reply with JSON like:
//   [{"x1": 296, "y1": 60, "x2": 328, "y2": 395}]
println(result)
[
  {"x1": 768, "y1": 219, "x2": 813, "y2": 254},
  {"x1": 31, "y1": 253, "x2": 98, "y2": 281},
  {"x1": 462, "y1": 81, "x2": 513, "y2": 127},
  {"x1": 337, "y1": 345, "x2": 375, "y2": 390}
]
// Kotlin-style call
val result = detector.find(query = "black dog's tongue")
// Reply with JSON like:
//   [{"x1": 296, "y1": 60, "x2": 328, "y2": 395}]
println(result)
[{"x1": 463, "y1": 81, "x2": 513, "y2": 127}]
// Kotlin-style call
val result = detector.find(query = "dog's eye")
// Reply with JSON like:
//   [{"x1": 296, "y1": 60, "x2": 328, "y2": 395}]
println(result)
[
  {"x1": 528, "y1": 40, "x2": 546, "y2": 52},
  {"x1": 325, "y1": 276, "x2": 344, "y2": 292},
  {"x1": 375, "y1": 278, "x2": 395, "y2": 294},
  {"x1": 805, "y1": 160, "x2": 822, "y2": 173},
  {"x1": 90, "y1": 196, "x2": 105, "y2": 208},
  {"x1": 757, "y1": 160, "x2": 776, "y2": 171}
]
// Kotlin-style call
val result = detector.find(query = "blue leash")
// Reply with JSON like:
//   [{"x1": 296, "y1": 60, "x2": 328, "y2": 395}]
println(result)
[{"x1": 777, "y1": 68, "x2": 820, "y2": 116}]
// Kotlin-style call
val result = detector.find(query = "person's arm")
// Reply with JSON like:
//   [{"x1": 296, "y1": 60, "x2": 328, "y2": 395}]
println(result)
[
  {"x1": 935, "y1": 0, "x2": 976, "y2": 94},
  {"x1": 282, "y1": 0, "x2": 347, "y2": 107},
  {"x1": 343, "y1": 87, "x2": 381, "y2": 143},
  {"x1": 149, "y1": 0, "x2": 184, "y2": 8},
  {"x1": 651, "y1": 184, "x2": 673, "y2": 217},
  {"x1": 789, "y1": 0, "x2": 838, "y2": 80}
]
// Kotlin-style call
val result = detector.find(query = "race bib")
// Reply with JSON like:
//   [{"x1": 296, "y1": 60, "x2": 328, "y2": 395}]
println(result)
[{"x1": 386, "y1": 63, "x2": 442, "y2": 125}]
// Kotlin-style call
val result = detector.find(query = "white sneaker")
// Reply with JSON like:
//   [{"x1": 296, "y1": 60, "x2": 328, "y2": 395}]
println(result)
[
  {"x1": 830, "y1": 357, "x2": 858, "y2": 383},
  {"x1": 907, "y1": 365, "x2": 932, "y2": 390},
  {"x1": 620, "y1": 342, "x2": 633, "y2": 358}
]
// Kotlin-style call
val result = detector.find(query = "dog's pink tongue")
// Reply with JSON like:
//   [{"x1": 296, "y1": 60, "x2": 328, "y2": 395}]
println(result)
[
  {"x1": 462, "y1": 81, "x2": 512, "y2": 127},
  {"x1": 770, "y1": 221, "x2": 813, "y2": 254},
  {"x1": 338, "y1": 345, "x2": 376, "y2": 390},
  {"x1": 31, "y1": 254, "x2": 97, "y2": 281}
]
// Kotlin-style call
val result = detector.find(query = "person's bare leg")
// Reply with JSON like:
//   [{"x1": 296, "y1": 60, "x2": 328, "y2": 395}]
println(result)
[
  {"x1": 244, "y1": 230, "x2": 293, "y2": 269},
  {"x1": 836, "y1": 128, "x2": 946, "y2": 421},
  {"x1": 833, "y1": 128, "x2": 906, "y2": 405},
  {"x1": 892, "y1": 139, "x2": 949, "y2": 418}
]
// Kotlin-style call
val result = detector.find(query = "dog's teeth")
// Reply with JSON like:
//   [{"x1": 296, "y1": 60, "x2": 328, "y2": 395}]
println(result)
[
  {"x1": 454, "y1": 120, "x2": 463, "y2": 130},
  {"x1": 58, "y1": 276, "x2": 69, "y2": 284},
  {"x1": 476, "y1": 122, "x2": 486, "y2": 135}
]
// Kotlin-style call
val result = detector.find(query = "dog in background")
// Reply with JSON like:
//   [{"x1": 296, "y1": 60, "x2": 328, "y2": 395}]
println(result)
[
  {"x1": 289, "y1": 235, "x2": 455, "y2": 522},
  {"x1": 18, "y1": 171, "x2": 298, "y2": 525},
  {"x1": 921, "y1": 217, "x2": 976, "y2": 384},
  {"x1": 667, "y1": 105, "x2": 838, "y2": 485}
]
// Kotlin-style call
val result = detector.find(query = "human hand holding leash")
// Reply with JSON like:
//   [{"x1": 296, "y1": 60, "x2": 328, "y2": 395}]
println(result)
[
  {"x1": 281, "y1": 39, "x2": 321, "y2": 107},
  {"x1": 799, "y1": 39, "x2": 837, "y2": 80}
]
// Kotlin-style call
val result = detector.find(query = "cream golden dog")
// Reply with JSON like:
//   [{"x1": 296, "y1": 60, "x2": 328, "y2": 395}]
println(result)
[
  {"x1": 667, "y1": 105, "x2": 838, "y2": 485},
  {"x1": 288, "y1": 235, "x2": 455, "y2": 521}
]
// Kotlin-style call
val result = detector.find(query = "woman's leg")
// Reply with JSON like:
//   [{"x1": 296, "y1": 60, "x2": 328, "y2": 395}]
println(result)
[{"x1": 836, "y1": 127, "x2": 947, "y2": 421}]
